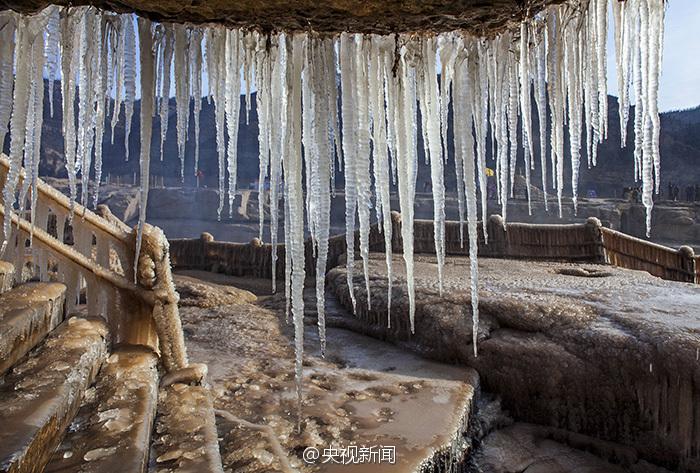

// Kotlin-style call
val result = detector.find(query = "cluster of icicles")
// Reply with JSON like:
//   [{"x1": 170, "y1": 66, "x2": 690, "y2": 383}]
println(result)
[{"x1": 0, "y1": 0, "x2": 665, "y2": 409}]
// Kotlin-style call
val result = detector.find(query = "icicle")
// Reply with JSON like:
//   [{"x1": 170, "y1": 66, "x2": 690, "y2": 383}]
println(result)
[
  {"x1": 133, "y1": 17, "x2": 156, "y2": 280},
  {"x1": 256, "y1": 34, "x2": 271, "y2": 240},
  {"x1": 369, "y1": 35, "x2": 394, "y2": 326},
  {"x1": 159, "y1": 24, "x2": 174, "y2": 160},
  {"x1": 3, "y1": 14, "x2": 47, "y2": 254},
  {"x1": 491, "y1": 36, "x2": 510, "y2": 222},
  {"x1": 122, "y1": 14, "x2": 136, "y2": 161},
  {"x1": 243, "y1": 33, "x2": 255, "y2": 125},
  {"x1": 507, "y1": 49, "x2": 519, "y2": 200},
  {"x1": 454, "y1": 47, "x2": 480, "y2": 356},
  {"x1": 109, "y1": 14, "x2": 123, "y2": 143},
  {"x1": 546, "y1": 13, "x2": 565, "y2": 217},
  {"x1": 269, "y1": 35, "x2": 284, "y2": 293},
  {"x1": 282, "y1": 34, "x2": 306, "y2": 420},
  {"x1": 45, "y1": 7, "x2": 60, "y2": 118},
  {"x1": 519, "y1": 22, "x2": 534, "y2": 215},
  {"x1": 305, "y1": 36, "x2": 335, "y2": 355},
  {"x1": 596, "y1": 0, "x2": 609, "y2": 141},
  {"x1": 648, "y1": 0, "x2": 664, "y2": 195},
  {"x1": 393, "y1": 36, "x2": 419, "y2": 333},
  {"x1": 93, "y1": 14, "x2": 111, "y2": 208},
  {"x1": 474, "y1": 40, "x2": 490, "y2": 237},
  {"x1": 613, "y1": 0, "x2": 628, "y2": 147},
  {"x1": 418, "y1": 36, "x2": 446, "y2": 295},
  {"x1": 533, "y1": 22, "x2": 549, "y2": 211},
  {"x1": 77, "y1": 10, "x2": 100, "y2": 210},
  {"x1": 207, "y1": 27, "x2": 226, "y2": 220},
  {"x1": 190, "y1": 28, "x2": 203, "y2": 178},
  {"x1": 225, "y1": 29, "x2": 242, "y2": 220},
  {"x1": 60, "y1": 8, "x2": 83, "y2": 215},
  {"x1": 565, "y1": 16, "x2": 583, "y2": 213},
  {"x1": 439, "y1": 35, "x2": 464, "y2": 246},
  {"x1": 339, "y1": 33, "x2": 358, "y2": 312},
  {"x1": 173, "y1": 24, "x2": 190, "y2": 181},
  {"x1": 0, "y1": 12, "x2": 16, "y2": 150},
  {"x1": 28, "y1": 22, "x2": 47, "y2": 234},
  {"x1": 354, "y1": 35, "x2": 373, "y2": 310}
]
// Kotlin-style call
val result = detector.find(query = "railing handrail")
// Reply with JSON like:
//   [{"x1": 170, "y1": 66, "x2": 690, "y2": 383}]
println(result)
[
  {"x1": 0, "y1": 154, "x2": 187, "y2": 372},
  {"x1": 600, "y1": 226, "x2": 684, "y2": 255},
  {"x1": 170, "y1": 213, "x2": 697, "y2": 285},
  {"x1": 0, "y1": 154, "x2": 132, "y2": 245},
  {"x1": 0, "y1": 204, "x2": 157, "y2": 305}
]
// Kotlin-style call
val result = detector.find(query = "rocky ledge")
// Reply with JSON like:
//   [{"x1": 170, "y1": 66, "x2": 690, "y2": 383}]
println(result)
[
  {"x1": 2, "y1": 0, "x2": 565, "y2": 35},
  {"x1": 327, "y1": 254, "x2": 700, "y2": 472}
]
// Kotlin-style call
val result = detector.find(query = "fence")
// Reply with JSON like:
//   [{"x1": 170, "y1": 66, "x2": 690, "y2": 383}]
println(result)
[
  {"x1": 170, "y1": 224, "x2": 386, "y2": 278},
  {"x1": 169, "y1": 212, "x2": 698, "y2": 285},
  {"x1": 0, "y1": 154, "x2": 190, "y2": 373},
  {"x1": 600, "y1": 227, "x2": 697, "y2": 283}
]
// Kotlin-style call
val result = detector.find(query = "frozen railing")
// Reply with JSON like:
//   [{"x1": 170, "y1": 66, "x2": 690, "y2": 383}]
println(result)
[
  {"x1": 0, "y1": 154, "x2": 188, "y2": 372},
  {"x1": 411, "y1": 215, "x2": 606, "y2": 262},
  {"x1": 170, "y1": 226, "x2": 385, "y2": 279},
  {"x1": 170, "y1": 211, "x2": 699, "y2": 285},
  {"x1": 600, "y1": 227, "x2": 696, "y2": 283}
]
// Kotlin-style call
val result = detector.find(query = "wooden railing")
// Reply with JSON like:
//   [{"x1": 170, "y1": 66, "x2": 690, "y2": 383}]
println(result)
[
  {"x1": 0, "y1": 154, "x2": 188, "y2": 373},
  {"x1": 170, "y1": 223, "x2": 386, "y2": 279},
  {"x1": 170, "y1": 211, "x2": 698, "y2": 285},
  {"x1": 410, "y1": 214, "x2": 606, "y2": 262},
  {"x1": 600, "y1": 227, "x2": 697, "y2": 283}
]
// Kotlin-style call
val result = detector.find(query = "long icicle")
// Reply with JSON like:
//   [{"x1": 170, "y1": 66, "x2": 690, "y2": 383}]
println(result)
[{"x1": 133, "y1": 17, "x2": 156, "y2": 280}]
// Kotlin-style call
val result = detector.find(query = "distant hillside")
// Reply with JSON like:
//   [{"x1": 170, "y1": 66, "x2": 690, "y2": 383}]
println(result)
[{"x1": 4, "y1": 80, "x2": 700, "y2": 199}]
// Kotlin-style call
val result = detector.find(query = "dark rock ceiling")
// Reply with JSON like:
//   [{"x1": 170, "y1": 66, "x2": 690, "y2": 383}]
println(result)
[{"x1": 1, "y1": 0, "x2": 567, "y2": 35}]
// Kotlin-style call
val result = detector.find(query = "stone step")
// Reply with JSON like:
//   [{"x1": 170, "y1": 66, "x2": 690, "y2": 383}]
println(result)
[
  {"x1": 0, "y1": 317, "x2": 108, "y2": 473},
  {"x1": 45, "y1": 346, "x2": 160, "y2": 473},
  {"x1": 0, "y1": 282, "x2": 66, "y2": 377},
  {"x1": 0, "y1": 261, "x2": 13, "y2": 294},
  {"x1": 151, "y1": 383, "x2": 225, "y2": 473}
]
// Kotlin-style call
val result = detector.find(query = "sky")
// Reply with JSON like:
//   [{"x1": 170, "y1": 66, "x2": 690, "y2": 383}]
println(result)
[{"x1": 606, "y1": 0, "x2": 700, "y2": 112}]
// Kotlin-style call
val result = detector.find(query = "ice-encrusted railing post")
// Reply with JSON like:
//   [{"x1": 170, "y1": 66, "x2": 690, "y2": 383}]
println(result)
[
  {"x1": 486, "y1": 215, "x2": 507, "y2": 257},
  {"x1": 677, "y1": 245, "x2": 696, "y2": 284},
  {"x1": 585, "y1": 216, "x2": 606, "y2": 264},
  {"x1": 133, "y1": 222, "x2": 189, "y2": 372}
]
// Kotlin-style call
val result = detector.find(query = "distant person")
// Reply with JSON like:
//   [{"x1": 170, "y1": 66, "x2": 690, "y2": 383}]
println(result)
[
  {"x1": 668, "y1": 182, "x2": 673, "y2": 201},
  {"x1": 632, "y1": 187, "x2": 640, "y2": 203},
  {"x1": 695, "y1": 184, "x2": 700, "y2": 202},
  {"x1": 687, "y1": 185, "x2": 696, "y2": 202},
  {"x1": 196, "y1": 169, "x2": 205, "y2": 188},
  {"x1": 673, "y1": 185, "x2": 680, "y2": 202}
]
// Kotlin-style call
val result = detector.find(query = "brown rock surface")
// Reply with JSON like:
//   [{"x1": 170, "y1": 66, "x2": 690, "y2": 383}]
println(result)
[
  {"x1": 2, "y1": 1, "x2": 564, "y2": 34},
  {"x1": 327, "y1": 254, "x2": 700, "y2": 472},
  {"x1": 174, "y1": 272, "x2": 257, "y2": 308}
]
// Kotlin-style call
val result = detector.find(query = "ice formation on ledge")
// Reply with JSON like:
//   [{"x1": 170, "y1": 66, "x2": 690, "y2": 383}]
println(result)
[{"x1": 0, "y1": 0, "x2": 666, "y2": 404}]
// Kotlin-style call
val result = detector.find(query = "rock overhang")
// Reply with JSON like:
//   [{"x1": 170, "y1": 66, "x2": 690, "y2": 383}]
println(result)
[{"x1": 1, "y1": 0, "x2": 567, "y2": 34}]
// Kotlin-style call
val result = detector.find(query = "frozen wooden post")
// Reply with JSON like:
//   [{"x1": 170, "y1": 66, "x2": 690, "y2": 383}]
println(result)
[
  {"x1": 585, "y1": 217, "x2": 605, "y2": 263},
  {"x1": 487, "y1": 214, "x2": 507, "y2": 257},
  {"x1": 678, "y1": 245, "x2": 696, "y2": 283}
]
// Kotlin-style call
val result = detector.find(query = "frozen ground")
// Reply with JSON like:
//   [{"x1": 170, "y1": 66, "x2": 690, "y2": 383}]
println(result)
[
  {"x1": 170, "y1": 266, "x2": 689, "y2": 472},
  {"x1": 174, "y1": 270, "x2": 477, "y2": 472},
  {"x1": 327, "y1": 254, "x2": 700, "y2": 472}
]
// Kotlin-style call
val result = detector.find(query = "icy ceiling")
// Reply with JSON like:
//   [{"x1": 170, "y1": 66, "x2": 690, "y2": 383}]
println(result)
[{"x1": 0, "y1": 0, "x2": 567, "y2": 34}]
